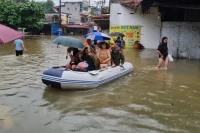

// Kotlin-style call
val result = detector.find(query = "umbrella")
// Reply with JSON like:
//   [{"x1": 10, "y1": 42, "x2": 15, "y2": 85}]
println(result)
[
  {"x1": 53, "y1": 36, "x2": 84, "y2": 49},
  {"x1": 109, "y1": 32, "x2": 125, "y2": 37},
  {"x1": 84, "y1": 32, "x2": 110, "y2": 40},
  {"x1": 0, "y1": 24, "x2": 23, "y2": 44}
]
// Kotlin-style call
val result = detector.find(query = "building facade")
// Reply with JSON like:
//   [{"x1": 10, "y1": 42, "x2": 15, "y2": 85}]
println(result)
[
  {"x1": 61, "y1": 1, "x2": 89, "y2": 24},
  {"x1": 110, "y1": 0, "x2": 200, "y2": 59},
  {"x1": 110, "y1": 3, "x2": 161, "y2": 49}
]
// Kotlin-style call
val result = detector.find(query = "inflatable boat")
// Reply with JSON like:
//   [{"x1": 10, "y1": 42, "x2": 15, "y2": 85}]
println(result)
[{"x1": 42, "y1": 62, "x2": 133, "y2": 90}]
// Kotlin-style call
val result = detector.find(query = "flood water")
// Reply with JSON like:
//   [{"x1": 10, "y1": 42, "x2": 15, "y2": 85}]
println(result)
[{"x1": 0, "y1": 36, "x2": 200, "y2": 133}]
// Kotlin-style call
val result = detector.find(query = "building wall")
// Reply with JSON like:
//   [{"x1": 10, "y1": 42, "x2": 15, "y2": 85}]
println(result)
[
  {"x1": 110, "y1": 3, "x2": 161, "y2": 49},
  {"x1": 162, "y1": 22, "x2": 200, "y2": 59},
  {"x1": 61, "y1": 14, "x2": 67, "y2": 24},
  {"x1": 61, "y1": 2, "x2": 81, "y2": 24}
]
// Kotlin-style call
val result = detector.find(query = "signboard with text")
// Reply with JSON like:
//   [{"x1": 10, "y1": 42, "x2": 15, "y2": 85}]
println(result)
[{"x1": 109, "y1": 25, "x2": 141, "y2": 48}]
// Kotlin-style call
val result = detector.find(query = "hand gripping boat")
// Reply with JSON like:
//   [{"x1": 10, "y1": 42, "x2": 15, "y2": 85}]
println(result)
[{"x1": 42, "y1": 62, "x2": 133, "y2": 89}]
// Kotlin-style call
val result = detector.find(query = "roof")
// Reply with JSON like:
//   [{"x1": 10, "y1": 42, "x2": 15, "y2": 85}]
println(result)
[
  {"x1": 120, "y1": 0, "x2": 142, "y2": 7},
  {"x1": 64, "y1": 24, "x2": 89, "y2": 29}
]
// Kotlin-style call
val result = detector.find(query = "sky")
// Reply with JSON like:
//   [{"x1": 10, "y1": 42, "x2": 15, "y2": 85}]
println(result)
[{"x1": 34, "y1": 0, "x2": 109, "y2": 6}]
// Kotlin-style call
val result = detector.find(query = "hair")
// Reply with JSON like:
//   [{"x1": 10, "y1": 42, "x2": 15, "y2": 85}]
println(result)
[
  {"x1": 100, "y1": 42, "x2": 110, "y2": 49},
  {"x1": 161, "y1": 37, "x2": 168, "y2": 45},
  {"x1": 67, "y1": 47, "x2": 73, "y2": 54},
  {"x1": 117, "y1": 37, "x2": 120, "y2": 40},
  {"x1": 87, "y1": 39, "x2": 92, "y2": 42},
  {"x1": 82, "y1": 47, "x2": 89, "y2": 57}
]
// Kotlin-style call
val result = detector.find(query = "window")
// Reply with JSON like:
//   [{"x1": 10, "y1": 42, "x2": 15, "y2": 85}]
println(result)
[{"x1": 75, "y1": 8, "x2": 77, "y2": 10}]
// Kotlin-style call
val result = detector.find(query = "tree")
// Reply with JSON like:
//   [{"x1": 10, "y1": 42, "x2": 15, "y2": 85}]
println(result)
[
  {"x1": 45, "y1": 0, "x2": 54, "y2": 12},
  {"x1": 0, "y1": 1, "x2": 21, "y2": 29},
  {"x1": 0, "y1": 1, "x2": 45, "y2": 32},
  {"x1": 18, "y1": 2, "x2": 45, "y2": 32},
  {"x1": 38, "y1": 0, "x2": 54, "y2": 13},
  {"x1": 14, "y1": 0, "x2": 30, "y2": 4}
]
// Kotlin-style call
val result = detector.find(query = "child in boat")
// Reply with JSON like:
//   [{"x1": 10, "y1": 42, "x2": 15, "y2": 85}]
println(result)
[
  {"x1": 66, "y1": 48, "x2": 80, "y2": 70},
  {"x1": 111, "y1": 45, "x2": 125, "y2": 67}
]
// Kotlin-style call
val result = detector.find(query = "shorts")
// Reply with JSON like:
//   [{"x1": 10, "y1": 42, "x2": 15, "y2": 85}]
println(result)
[
  {"x1": 159, "y1": 55, "x2": 167, "y2": 60},
  {"x1": 16, "y1": 50, "x2": 23, "y2": 56}
]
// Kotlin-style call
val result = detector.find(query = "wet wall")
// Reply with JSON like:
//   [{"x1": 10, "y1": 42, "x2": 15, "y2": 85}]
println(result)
[{"x1": 161, "y1": 22, "x2": 200, "y2": 59}]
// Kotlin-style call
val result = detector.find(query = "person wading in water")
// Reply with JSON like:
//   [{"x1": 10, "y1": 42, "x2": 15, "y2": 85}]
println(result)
[{"x1": 156, "y1": 37, "x2": 169, "y2": 70}]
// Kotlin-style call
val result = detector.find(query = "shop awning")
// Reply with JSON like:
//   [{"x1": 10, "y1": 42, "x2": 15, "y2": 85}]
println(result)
[{"x1": 64, "y1": 24, "x2": 89, "y2": 29}]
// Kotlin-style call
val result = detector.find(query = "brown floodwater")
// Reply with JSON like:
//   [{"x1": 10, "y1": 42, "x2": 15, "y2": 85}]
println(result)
[{"x1": 0, "y1": 36, "x2": 200, "y2": 133}]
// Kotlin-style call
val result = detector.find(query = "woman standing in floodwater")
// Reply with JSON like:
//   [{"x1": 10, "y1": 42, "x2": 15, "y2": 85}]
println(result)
[{"x1": 156, "y1": 37, "x2": 169, "y2": 70}]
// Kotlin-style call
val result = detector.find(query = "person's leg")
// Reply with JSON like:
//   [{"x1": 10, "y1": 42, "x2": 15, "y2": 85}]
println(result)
[
  {"x1": 71, "y1": 65, "x2": 77, "y2": 70},
  {"x1": 20, "y1": 50, "x2": 23, "y2": 56},
  {"x1": 156, "y1": 58, "x2": 163, "y2": 68},
  {"x1": 100, "y1": 64, "x2": 108, "y2": 69},
  {"x1": 164, "y1": 57, "x2": 169, "y2": 70},
  {"x1": 16, "y1": 50, "x2": 19, "y2": 56},
  {"x1": 66, "y1": 63, "x2": 71, "y2": 69}
]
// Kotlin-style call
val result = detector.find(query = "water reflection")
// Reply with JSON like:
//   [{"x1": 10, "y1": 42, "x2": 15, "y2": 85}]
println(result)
[{"x1": 0, "y1": 36, "x2": 200, "y2": 133}]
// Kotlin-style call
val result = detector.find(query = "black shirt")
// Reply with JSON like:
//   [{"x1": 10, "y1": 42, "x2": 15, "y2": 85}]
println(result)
[
  {"x1": 157, "y1": 44, "x2": 168, "y2": 59},
  {"x1": 82, "y1": 55, "x2": 95, "y2": 71}
]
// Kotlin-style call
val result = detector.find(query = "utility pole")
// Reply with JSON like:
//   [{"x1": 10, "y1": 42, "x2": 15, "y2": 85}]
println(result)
[{"x1": 59, "y1": 0, "x2": 62, "y2": 28}]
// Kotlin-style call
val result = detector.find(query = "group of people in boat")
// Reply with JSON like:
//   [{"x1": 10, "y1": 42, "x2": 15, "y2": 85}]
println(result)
[{"x1": 66, "y1": 38, "x2": 125, "y2": 71}]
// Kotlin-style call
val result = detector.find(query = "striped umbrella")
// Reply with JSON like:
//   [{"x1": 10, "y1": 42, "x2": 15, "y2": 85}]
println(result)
[{"x1": 84, "y1": 32, "x2": 110, "y2": 40}]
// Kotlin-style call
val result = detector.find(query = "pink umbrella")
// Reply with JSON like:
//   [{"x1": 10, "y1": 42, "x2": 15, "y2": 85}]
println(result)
[{"x1": 0, "y1": 24, "x2": 23, "y2": 44}]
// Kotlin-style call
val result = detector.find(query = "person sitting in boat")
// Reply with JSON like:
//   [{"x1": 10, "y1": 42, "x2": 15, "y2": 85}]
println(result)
[
  {"x1": 111, "y1": 45, "x2": 125, "y2": 67},
  {"x1": 66, "y1": 47, "x2": 80, "y2": 70},
  {"x1": 97, "y1": 41, "x2": 111, "y2": 69},
  {"x1": 78, "y1": 47, "x2": 95, "y2": 71},
  {"x1": 83, "y1": 42, "x2": 100, "y2": 70}
]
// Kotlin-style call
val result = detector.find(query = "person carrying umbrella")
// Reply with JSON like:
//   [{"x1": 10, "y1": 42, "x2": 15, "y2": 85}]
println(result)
[
  {"x1": 115, "y1": 36, "x2": 124, "y2": 52},
  {"x1": 13, "y1": 37, "x2": 27, "y2": 56}
]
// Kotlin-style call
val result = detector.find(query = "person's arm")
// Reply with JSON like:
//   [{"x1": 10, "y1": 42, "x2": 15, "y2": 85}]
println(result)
[
  {"x1": 22, "y1": 42, "x2": 27, "y2": 51},
  {"x1": 97, "y1": 50, "x2": 100, "y2": 58},
  {"x1": 157, "y1": 45, "x2": 163, "y2": 58},
  {"x1": 120, "y1": 53, "x2": 125, "y2": 65},
  {"x1": 157, "y1": 50, "x2": 163, "y2": 57},
  {"x1": 102, "y1": 50, "x2": 111, "y2": 63},
  {"x1": 78, "y1": 53, "x2": 83, "y2": 62},
  {"x1": 111, "y1": 52, "x2": 115, "y2": 66}
]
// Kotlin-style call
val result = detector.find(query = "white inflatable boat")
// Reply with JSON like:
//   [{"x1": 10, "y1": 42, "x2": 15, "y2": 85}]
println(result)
[{"x1": 42, "y1": 62, "x2": 133, "y2": 89}]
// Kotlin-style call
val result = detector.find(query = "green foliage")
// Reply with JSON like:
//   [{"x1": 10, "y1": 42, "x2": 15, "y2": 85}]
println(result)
[
  {"x1": 37, "y1": 0, "x2": 54, "y2": 13},
  {"x1": 14, "y1": 0, "x2": 30, "y2": 4},
  {"x1": 0, "y1": 1, "x2": 21, "y2": 29},
  {"x1": 18, "y1": 2, "x2": 45, "y2": 32},
  {"x1": 0, "y1": 1, "x2": 45, "y2": 32}
]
